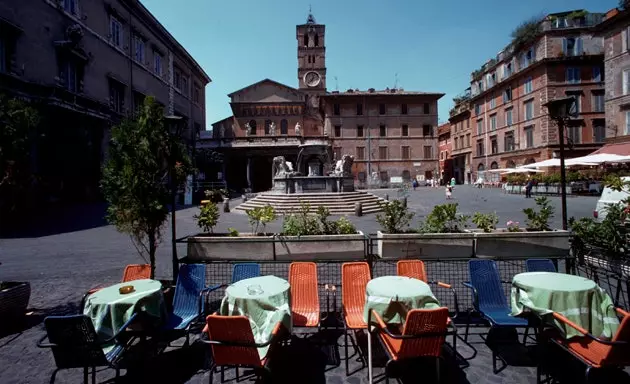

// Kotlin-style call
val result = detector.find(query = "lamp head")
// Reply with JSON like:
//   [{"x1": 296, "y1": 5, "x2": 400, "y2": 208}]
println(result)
[
  {"x1": 543, "y1": 96, "x2": 578, "y2": 120},
  {"x1": 164, "y1": 115, "x2": 183, "y2": 134}
]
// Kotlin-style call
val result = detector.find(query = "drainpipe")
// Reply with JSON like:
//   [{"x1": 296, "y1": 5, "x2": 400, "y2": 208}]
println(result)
[{"x1": 366, "y1": 95, "x2": 371, "y2": 182}]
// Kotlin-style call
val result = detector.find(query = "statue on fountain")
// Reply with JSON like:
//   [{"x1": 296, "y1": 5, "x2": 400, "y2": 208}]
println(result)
[
  {"x1": 272, "y1": 156, "x2": 298, "y2": 178},
  {"x1": 332, "y1": 155, "x2": 354, "y2": 177}
]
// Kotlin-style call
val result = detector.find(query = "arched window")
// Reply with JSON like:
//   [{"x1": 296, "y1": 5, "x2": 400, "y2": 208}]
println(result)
[
  {"x1": 490, "y1": 161, "x2": 498, "y2": 169},
  {"x1": 314, "y1": 34, "x2": 319, "y2": 47},
  {"x1": 525, "y1": 158, "x2": 536, "y2": 165},
  {"x1": 280, "y1": 119, "x2": 288, "y2": 135},
  {"x1": 478, "y1": 163, "x2": 485, "y2": 172},
  {"x1": 303, "y1": 34, "x2": 308, "y2": 47},
  {"x1": 248, "y1": 120, "x2": 256, "y2": 135},
  {"x1": 264, "y1": 119, "x2": 272, "y2": 135},
  {"x1": 401, "y1": 170, "x2": 411, "y2": 181},
  {"x1": 506, "y1": 160, "x2": 516, "y2": 168}
]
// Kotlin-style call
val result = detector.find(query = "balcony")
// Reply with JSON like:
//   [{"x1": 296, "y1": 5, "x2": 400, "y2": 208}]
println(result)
[{"x1": 543, "y1": 13, "x2": 604, "y2": 31}]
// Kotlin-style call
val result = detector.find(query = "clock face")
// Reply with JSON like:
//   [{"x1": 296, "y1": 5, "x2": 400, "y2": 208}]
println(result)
[{"x1": 304, "y1": 71, "x2": 321, "y2": 87}]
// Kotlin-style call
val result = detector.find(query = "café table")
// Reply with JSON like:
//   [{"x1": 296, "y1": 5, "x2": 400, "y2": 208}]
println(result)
[
  {"x1": 219, "y1": 275, "x2": 291, "y2": 359},
  {"x1": 83, "y1": 279, "x2": 167, "y2": 350},
  {"x1": 510, "y1": 272, "x2": 619, "y2": 338}
]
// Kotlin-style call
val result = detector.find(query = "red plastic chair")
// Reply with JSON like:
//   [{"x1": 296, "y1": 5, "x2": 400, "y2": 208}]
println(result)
[
  {"x1": 289, "y1": 262, "x2": 320, "y2": 328},
  {"x1": 342, "y1": 262, "x2": 370, "y2": 376},
  {"x1": 81, "y1": 264, "x2": 151, "y2": 309}
]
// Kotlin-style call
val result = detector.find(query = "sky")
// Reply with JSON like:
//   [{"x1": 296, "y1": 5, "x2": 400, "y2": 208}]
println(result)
[{"x1": 141, "y1": 0, "x2": 617, "y2": 129}]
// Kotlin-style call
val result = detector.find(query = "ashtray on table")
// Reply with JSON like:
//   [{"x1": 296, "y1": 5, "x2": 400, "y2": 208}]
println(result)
[{"x1": 119, "y1": 285, "x2": 135, "y2": 294}]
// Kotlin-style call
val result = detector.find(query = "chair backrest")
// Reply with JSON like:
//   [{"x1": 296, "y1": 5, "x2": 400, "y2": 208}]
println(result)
[
  {"x1": 43, "y1": 315, "x2": 108, "y2": 369},
  {"x1": 468, "y1": 259, "x2": 507, "y2": 311},
  {"x1": 232, "y1": 263, "x2": 260, "y2": 283},
  {"x1": 205, "y1": 314, "x2": 262, "y2": 367},
  {"x1": 342, "y1": 262, "x2": 370, "y2": 313},
  {"x1": 605, "y1": 312, "x2": 630, "y2": 365},
  {"x1": 289, "y1": 262, "x2": 319, "y2": 326},
  {"x1": 172, "y1": 264, "x2": 206, "y2": 317},
  {"x1": 122, "y1": 264, "x2": 151, "y2": 282},
  {"x1": 398, "y1": 308, "x2": 449, "y2": 359},
  {"x1": 525, "y1": 259, "x2": 556, "y2": 273},
  {"x1": 397, "y1": 260, "x2": 427, "y2": 282}
]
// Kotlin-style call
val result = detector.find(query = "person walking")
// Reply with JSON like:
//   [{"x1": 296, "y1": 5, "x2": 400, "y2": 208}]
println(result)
[
  {"x1": 446, "y1": 185, "x2": 453, "y2": 199},
  {"x1": 525, "y1": 177, "x2": 533, "y2": 198}
]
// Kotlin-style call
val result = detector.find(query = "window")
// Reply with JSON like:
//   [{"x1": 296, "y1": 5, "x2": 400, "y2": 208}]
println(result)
[
  {"x1": 401, "y1": 103, "x2": 408, "y2": 115},
  {"x1": 133, "y1": 91, "x2": 145, "y2": 114},
  {"x1": 356, "y1": 147, "x2": 365, "y2": 160},
  {"x1": 521, "y1": 48, "x2": 535, "y2": 68},
  {"x1": 63, "y1": 0, "x2": 78, "y2": 15},
  {"x1": 379, "y1": 103, "x2": 386, "y2": 115},
  {"x1": 477, "y1": 119, "x2": 483, "y2": 135},
  {"x1": 525, "y1": 126, "x2": 534, "y2": 148},
  {"x1": 333, "y1": 103, "x2": 340, "y2": 115},
  {"x1": 379, "y1": 124, "x2": 386, "y2": 137},
  {"x1": 467, "y1": 119, "x2": 470, "y2": 129},
  {"x1": 503, "y1": 87, "x2": 512, "y2": 103},
  {"x1": 476, "y1": 140, "x2": 485, "y2": 156},
  {"x1": 567, "y1": 67, "x2": 581, "y2": 84},
  {"x1": 524, "y1": 100, "x2": 534, "y2": 121},
  {"x1": 491, "y1": 137, "x2": 498, "y2": 154},
  {"x1": 248, "y1": 120, "x2": 257, "y2": 135},
  {"x1": 423, "y1": 125, "x2": 432, "y2": 137},
  {"x1": 380, "y1": 171, "x2": 388, "y2": 182},
  {"x1": 474, "y1": 103, "x2": 481, "y2": 115},
  {"x1": 334, "y1": 125, "x2": 341, "y2": 137},
  {"x1": 563, "y1": 37, "x2": 583, "y2": 56},
  {"x1": 280, "y1": 119, "x2": 288, "y2": 135},
  {"x1": 466, "y1": 133, "x2": 471, "y2": 147},
  {"x1": 594, "y1": 124, "x2": 606, "y2": 143},
  {"x1": 402, "y1": 146, "x2": 410, "y2": 160},
  {"x1": 490, "y1": 96, "x2": 495, "y2": 109},
  {"x1": 379, "y1": 146, "x2": 388, "y2": 160},
  {"x1": 153, "y1": 51, "x2": 162, "y2": 76},
  {"x1": 423, "y1": 146, "x2": 433, "y2": 159},
  {"x1": 193, "y1": 86, "x2": 200, "y2": 104},
  {"x1": 60, "y1": 58, "x2": 80, "y2": 92},
  {"x1": 624, "y1": 70, "x2": 630, "y2": 95},
  {"x1": 593, "y1": 66, "x2": 603, "y2": 82},
  {"x1": 505, "y1": 61, "x2": 513, "y2": 78},
  {"x1": 524, "y1": 77, "x2": 533, "y2": 94},
  {"x1": 626, "y1": 112, "x2": 630, "y2": 135},
  {"x1": 133, "y1": 35, "x2": 145, "y2": 63},
  {"x1": 402, "y1": 124, "x2": 409, "y2": 137},
  {"x1": 504, "y1": 131, "x2": 515, "y2": 152},
  {"x1": 109, "y1": 80, "x2": 125, "y2": 114},
  {"x1": 506, "y1": 108, "x2": 513, "y2": 126},
  {"x1": 181, "y1": 76, "x2": 188, "y2": 96},
  {"x1": 356, "y1": 103, "x2": 363, "y2": 115},
  {"x1": 490, "y1": 114, "x2": 497, "y2": 131},
  {"x1": 0, "y1": 34, "x2": 7, "y2": 73},
  {"x1": 592, "y1": 92, "x2": 604, "y2": 113},
  {"x1": 402, "y1": 170, "x2": 411, "y2": 181},
  {"x1": 423, "y1": 103, "x2": 430, "y2": 114},
  {"x1": 109, "y1": 16, "x2": 123, "y2": 47},
  {"x1": 174, "y1": 69, "x2": 182, "y2": 90},
  {"x1": 567, "y1": 125, "x2": 581, "y2": 144},
  {"x1": 567, "y1": 93, "x2": 580, "y2": 114},
  {"x1": 357, "y1": 125, "x2": 364, "y2": 137},
  {"x1": 454, "y1": 138, "x2": 459, "y2": 150},
  {"x1": 264, "y1": 119, "x2": 272, "y2": 135},
  {"x1": 334, "y1": 147, "x2": 342, "y2": 160}
]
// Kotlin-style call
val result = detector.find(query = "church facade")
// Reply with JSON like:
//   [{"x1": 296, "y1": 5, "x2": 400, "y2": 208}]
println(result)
[{"x1": 203, "y1": 13, "x2": 443, "y2": 192}]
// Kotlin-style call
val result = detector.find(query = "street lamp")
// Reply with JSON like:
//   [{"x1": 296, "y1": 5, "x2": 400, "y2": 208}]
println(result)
[
  {"x1": 165, "y1": 115, "x2": 183, "y2": 282},
  {"x1": 543, "y1": 96, "x2": 577, "y2": 230}
]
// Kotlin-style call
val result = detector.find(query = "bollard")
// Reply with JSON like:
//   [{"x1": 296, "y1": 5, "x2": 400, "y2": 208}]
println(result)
[
  {"x1": 403, "y1": 197, "x2": 407, "y2": 208},
  {"x1": 242, "y1": 194, "x2": 248, "y2": 203},
  {"x1": 385, "y1": 194, "x2": 389, "y2": 201},
  {"x1": 355, "y1": 202, "x2": 363, "y2": 217},
  {"x1": 223, "y1": 198, "x2": 230, "y2": 213}
]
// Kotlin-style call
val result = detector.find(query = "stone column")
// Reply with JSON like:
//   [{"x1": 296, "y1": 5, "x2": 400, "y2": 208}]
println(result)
[{"x1": 246, "y1": 157, "x2": 252, "y2": 190}]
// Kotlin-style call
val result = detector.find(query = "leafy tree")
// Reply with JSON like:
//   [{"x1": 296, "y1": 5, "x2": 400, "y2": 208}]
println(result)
[{"x1": 101, "y1": 97, "x2": 191, "y2": 278}]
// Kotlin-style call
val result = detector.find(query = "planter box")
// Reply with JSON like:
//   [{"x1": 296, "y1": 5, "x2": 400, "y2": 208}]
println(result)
[
  {"x1": 376, "y1": 231, "x2": 475, "y2": 260},
  {"x1": 187, "y1": 233, "x2": 275, "y2": 261},
  {"x1": 274, "y1": 232, "x2": 366, "y2": 261},
  {"x1": 0, "y1": 282, "x2": 31, "y2": 326},
  {"x1": 474, "y1": 229, "x2": 570, "y2": 259}
]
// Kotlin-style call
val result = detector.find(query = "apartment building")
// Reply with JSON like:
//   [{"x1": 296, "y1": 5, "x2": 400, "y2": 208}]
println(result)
[
  {"x1": 438, "y1": 122, "x2": 453, "y2": 183},
  {"x1": 449, "y1": 90, "x2": 473, "y2": 184},
  {"x1": 465, "y1": 10, "x2": 605, "y2": 178},
  {"x1": 0, "y1": 0, "x2": 210, "y2": 201}
]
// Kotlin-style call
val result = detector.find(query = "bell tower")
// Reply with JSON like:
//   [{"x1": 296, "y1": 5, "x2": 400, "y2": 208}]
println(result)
[{"x1": 296, "y1": 10, "x2": 326, "y2": 93}]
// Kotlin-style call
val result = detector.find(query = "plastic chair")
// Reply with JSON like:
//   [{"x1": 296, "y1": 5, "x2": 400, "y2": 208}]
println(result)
[
  {"x1": 201, "y1": 314, "x2": 286, "y2": 383},
  {"x1": 526, "y1": 258, "x2": 556, "y2": 273},
  {"x1": 368, "y1": 308, "x2": 453, "y2": 384},
  {"x1": 397, "y1": 260, "x2": 427, "y2": 282},
  {"x1": 342, "y1": 262, "x2": 370, "y2": 376},
  {"x1": 81, "y1": 264, "x2": 152, "y2": 309},
  {"x1": 37, "y1": 314, "x2": 138, "y2": 384},
  {"x1": 232, "y1": 263, "x2": 261, "y2": 283},
  {"x1": 289, "y1": 262, "x2": 320, "y2": 328},
  {"x1": 540, "y1": 308, "x2": 630, "y2": 383},
  {"x1": 463, "y1": 259, "x2": 529, "y2": 373}
]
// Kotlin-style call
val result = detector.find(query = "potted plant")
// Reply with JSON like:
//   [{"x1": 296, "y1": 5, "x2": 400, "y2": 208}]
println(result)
[
  {"x1": 376, "y1": 201, "x2": 475, "y2": 259},
  {"x1": 0, "y1": 267, "x2": 31, "y2": 330},
  {"x1": 474, "y1": 197, "x2": 570, "y2": 259}
]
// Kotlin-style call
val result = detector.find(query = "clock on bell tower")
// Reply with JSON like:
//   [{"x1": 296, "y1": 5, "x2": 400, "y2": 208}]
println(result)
[{"x1": 296, "y1": 11, "x2": 326, "y2": 93}]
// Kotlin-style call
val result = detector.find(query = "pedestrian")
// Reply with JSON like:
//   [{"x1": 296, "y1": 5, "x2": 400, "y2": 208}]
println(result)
[
  {"x1": 525, "y1": 177, "x2": 533, "y2": 198},
  {"x1": 412, "y1": 179, "x2": 418, "y2": 191},
  {"x1": 446, "y1": 185, "x2": 453, "y2": 199},
  {"x1": 450, "y1": 177, "x2": 456, "y2": 190}
]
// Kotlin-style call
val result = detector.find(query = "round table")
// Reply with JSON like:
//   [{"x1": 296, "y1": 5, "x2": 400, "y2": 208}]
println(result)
[
  {"x1": 83, "y1": 279, "x2": 166, "y2": 343},
  {"x1": 363, "y1": 276, "x2": 440, "y2": 325},
  {"x1": 219, "y1": 275, "x2": 291, "y2": 359},
  {"x1": 510, "y1": 272, "x2": 619, "y2": 338}
]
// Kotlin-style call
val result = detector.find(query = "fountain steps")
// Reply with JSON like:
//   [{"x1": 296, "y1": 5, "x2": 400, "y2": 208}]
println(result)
[{"x1": 234, "y1": 191, "x2": 387, "y2": 215}]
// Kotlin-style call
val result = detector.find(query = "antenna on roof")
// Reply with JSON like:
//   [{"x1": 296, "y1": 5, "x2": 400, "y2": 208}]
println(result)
[
  {"x1": 334, "y1": 76, "x2": 339, "y2": 91},
  {"x1": 393, "y1": 73, "x2": 399, "y2": 90}
]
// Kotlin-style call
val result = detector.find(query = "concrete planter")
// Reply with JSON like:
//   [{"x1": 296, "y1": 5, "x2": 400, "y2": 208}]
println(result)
[
  {"x1": 376, "y1": 231, "x2": 475, "y2": 260},
  {"x1": 187, "y1": 233, "x2": 276, "y2": 261},
  {"x1": 474, "y1": 229, "x2": 570, "y2": 259},
  {"x1": 274, "y1": 231, "x2": 366, "y2": 260}
]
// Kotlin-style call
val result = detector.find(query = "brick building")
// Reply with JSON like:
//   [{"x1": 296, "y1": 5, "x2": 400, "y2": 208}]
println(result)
[
  {"x1": 449, "y1": 90, "x2": 473, "y2": 184},
  {"x1": 0, "y1": 0, "x2": 210, "y2": 201},
  {"x1": 438, "y1": 122, "x2": 453, "y2": 183},
  {"x1": 455, "y1": 10, "x2": 606, "y2": 181},
  {"x1": 205, "y1": 12, "x2": 442, "y2": 192}
]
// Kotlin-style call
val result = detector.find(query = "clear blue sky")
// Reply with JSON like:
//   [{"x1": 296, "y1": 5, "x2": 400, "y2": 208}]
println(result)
[{"x1": 141, "y1": 0, "x2": 616, "y2": 129}]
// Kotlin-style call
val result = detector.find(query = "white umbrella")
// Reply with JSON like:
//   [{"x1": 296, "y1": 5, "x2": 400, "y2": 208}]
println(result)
[
  {"x1": 502, "y1": 168, "x2": 545, "y2": 174},
  {"x1": 486, "y1": 168, "x2": 512, "y2": 173},
  {"x1": 519, "y1": 158, "x2": 597, "y2": 168},
  {"x1": 567, "y1": 153, "x2": 630, "y2": 164}
]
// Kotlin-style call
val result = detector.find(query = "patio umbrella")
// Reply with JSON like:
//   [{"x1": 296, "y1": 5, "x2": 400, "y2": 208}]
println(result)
[
  {"x1": 502, "y1": 168, "x2": 545, "y2": 174},
  {"x1": 519, "y1": 158, "x2": 597, "y2": 168},
  {"x1": 566, "y1": 153, "x2": 630, "y2": 165}
]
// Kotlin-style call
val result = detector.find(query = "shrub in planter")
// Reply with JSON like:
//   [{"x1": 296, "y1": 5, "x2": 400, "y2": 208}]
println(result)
[
  {"x1": 375, "y1": 199, "x2": 415, "y2": 234},
  {"x1": 418, "y1": 203, "x2": 470, "y2": 234},
  {"x1": 247, "y1": 205, "x2": 276, "y2": 235},
  {"x1": 523, "y1": 196, "x2": 554, "y2": 231},
  {"x1": 472, "y1": 212, "x2": 499, "y2": 233},
  {"x1": 194, "y1": 200, "x2": 220, "y2": 233}
]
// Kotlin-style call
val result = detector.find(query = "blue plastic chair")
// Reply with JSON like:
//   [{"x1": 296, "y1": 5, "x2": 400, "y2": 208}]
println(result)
[
  {"x1": 526, "y1": 258, "x2": 556, "y2": 273},
  {"x1": 463, "y1": 259, "x2": 529, "y2": 373},
  {"x1": 232, "y1": 263, "x2": 261, "y2": 283},
  {"x1": 163, "y1": 263, "x2": 220, "y2": 345}
]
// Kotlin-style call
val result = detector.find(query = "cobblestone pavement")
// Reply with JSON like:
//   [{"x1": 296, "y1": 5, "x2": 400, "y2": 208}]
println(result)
[{"x1": 0, "y1": 187, "x2": 620, "y2": 384}]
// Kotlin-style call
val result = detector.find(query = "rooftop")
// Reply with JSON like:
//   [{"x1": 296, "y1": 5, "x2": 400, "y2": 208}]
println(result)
[{"x1": 324, "y1": 88, "x2": 444, "y2": 98}]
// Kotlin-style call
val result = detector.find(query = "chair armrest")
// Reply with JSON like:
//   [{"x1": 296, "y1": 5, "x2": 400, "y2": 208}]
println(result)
[
  {"x1": 36, "y1": 334, "x2": 57, "y2": 349},
  {"x1": 199, "y1": 284, "x2": 225, "y2": 317},
  {"x1": 200, "y1": 321, "x2": 286, "y2": 348},
  {"x1": 103, "y1": 312, "x2": 139, "y2": 344},
  {"x1": 617, "y1": 307, "x2": 629, "y2": 318},
  {"x1": 552, "y1": 312, "x2": 627, "y2": 346},
  {"x1": 370, "y1": 310, "x2": 454, "y2": 340},
  {"x1": 429, "y1": 281, "x2": 460, "y2": 319},
  {"x1": 462, "y1": 282, "x2": 479, "y2": 311}
]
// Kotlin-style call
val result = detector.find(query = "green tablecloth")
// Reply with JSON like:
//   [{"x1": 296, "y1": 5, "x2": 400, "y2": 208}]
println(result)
[
  {"x1": 510, "y1": 272, "x2": 619, "y2": 339},
  {"x1": 219, "y1": 275, "x2": 291, "y2": 359},
  {"x1": 84, "y1": 279, "x2": 166, "y2": 350},
  {"x1": 363, "y1": 276, "x2": 440, "y2": 325}
]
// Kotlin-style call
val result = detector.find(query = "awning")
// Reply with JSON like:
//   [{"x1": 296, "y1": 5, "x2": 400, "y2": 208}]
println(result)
[{"x1": 590, "y1": 142, "x2": 630, "y2": 156}]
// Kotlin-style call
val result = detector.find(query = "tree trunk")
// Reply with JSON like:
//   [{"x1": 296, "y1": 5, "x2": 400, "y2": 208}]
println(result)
[{"x1": 148, "y1": 229, "x2": 157, "y2": 279}]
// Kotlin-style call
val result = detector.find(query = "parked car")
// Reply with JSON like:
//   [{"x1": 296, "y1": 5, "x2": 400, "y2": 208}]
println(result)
[{"x1": 593, "y1": 176, "x2": 630, "y2": 221}]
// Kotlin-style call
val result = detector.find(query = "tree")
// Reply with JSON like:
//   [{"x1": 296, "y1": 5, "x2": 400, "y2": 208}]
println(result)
[{"x1": 101, "y1": 97, "x2": 191, "y2": 278}]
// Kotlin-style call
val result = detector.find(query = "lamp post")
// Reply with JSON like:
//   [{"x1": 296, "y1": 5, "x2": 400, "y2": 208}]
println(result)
[
  {"x1": 165, "y1": 115, "x2": 183, "y2": 282},
  {"x1": 542, "y1": 96, "x2": 577, "y2": 230}
]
